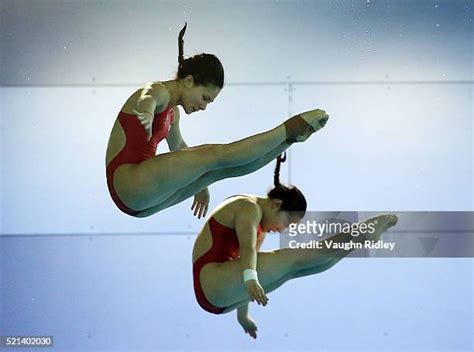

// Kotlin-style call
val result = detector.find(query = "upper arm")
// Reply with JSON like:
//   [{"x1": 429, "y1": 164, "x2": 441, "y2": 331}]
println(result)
[
  {"x1": 166, "y1": 107, "x2": 186, "y2": 151},
  {"x1": 255, "y1": 232, "x2": 267, "y2": 252},
  {"x1": 140, "y1": 82, "x2": 171, "y2": 112},
  {"x1": 235, "y1": 200, "x2": 262, "y2": 250}
]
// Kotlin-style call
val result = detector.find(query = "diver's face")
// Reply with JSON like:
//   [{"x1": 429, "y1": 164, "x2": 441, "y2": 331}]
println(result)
[
  {"x1": 181, "y1": 76, "x2": 220, "y2": 114},
  {"x1": 264, "y1": 200, "x2": 302, "y2": 233}
]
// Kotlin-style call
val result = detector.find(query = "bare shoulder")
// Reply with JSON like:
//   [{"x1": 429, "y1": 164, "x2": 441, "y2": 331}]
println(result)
[
  {"x1": 149, "y1": 81, "x2": 169, "y2": 94},
  {"x1": 146, "y1": 81, "x2": 171, "y2": 111},
  {"x1": 232, "y1": 197, "x2": 262, "y2": 225},
  {"x1": 210, "y1": 195, "x2": 261, "y2": 228},
  {"x1": 121, "y1": 81, "x2": 170, "y2": 114}
]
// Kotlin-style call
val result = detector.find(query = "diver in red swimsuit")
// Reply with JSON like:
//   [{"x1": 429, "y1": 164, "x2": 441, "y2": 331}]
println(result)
[
  {"x1": 105, "y1": 24, "x2": 329, "y2": 218},
  {"x1": 192, "y1": 155, "x2": 398, "y2": 339}
]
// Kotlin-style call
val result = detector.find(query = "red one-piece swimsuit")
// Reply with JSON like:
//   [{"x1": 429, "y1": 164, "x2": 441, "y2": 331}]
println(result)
[
  {"x1": 193, "y1": 217, "x2": 263, "y2": 314},
  {"x1": 106, "y1": 107, "x2": 175, "y2": 216}
]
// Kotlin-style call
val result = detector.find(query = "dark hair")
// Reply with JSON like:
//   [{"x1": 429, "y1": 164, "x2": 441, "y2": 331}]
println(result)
[
  {"x1": 176, "y1": 23, "x2": 224, "y2": 89},
  {"x1": 267, "y1": 152, "x2": 307, "y2": 218}
]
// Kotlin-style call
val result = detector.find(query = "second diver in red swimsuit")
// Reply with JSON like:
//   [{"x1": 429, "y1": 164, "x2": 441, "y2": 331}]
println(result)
[{"x1": 192, "y1": 155, "x2": 398, "y2": 339}]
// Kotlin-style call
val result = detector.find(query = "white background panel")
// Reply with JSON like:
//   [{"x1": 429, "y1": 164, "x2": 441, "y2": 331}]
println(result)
[{"x1": 290, "y1": 84, "x2": 473, "y2": 211}]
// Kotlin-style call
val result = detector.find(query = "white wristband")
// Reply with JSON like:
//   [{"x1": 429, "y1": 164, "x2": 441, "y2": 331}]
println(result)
[{"x1": 243, "y1": 269, "x2": 259, "y2": 282}]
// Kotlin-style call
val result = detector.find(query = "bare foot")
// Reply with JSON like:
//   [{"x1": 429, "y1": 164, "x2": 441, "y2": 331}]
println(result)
[
  {"x1": 365, "y1": 214, "x2": 398, "y2": 241},
  {"x1": 301, "y1": 109, "x2": 329, "y2": 130},
  {"x1": 296, "y1": 109, "x2": 329, "y2": 142},
  {"x1": 283, "y1": 109, "x2": 329, "y2": 143}
]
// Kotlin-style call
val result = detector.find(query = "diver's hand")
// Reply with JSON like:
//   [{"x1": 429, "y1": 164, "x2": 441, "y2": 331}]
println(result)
[
  {"x1": 192, "y1": 188, "x2": 210, "y2": 219},
  {"x1": 246, "y1": 280, "x2": 269, "y2": 306},
  {"x1": 133, "y1": 109, "x2": 154, "y2": 141},
  {"x1": 238, "y1": 315, "x2": 258, "y2": 339}
]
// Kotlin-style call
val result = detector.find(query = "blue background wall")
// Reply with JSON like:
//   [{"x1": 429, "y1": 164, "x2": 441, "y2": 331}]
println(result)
[{"x1": 1, "y1": 0, "x2": 472, "y2": 351}]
